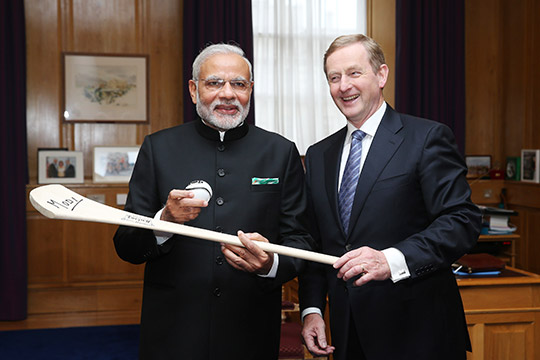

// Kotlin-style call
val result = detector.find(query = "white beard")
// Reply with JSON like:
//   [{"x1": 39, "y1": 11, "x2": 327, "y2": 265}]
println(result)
[{"x1": 196, "y1": 91, "x2": 250, "y2": 130}]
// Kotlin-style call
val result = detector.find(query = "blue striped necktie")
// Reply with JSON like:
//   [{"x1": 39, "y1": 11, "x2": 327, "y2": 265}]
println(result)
[{"x1": 338, "y1": 130, "x2": 366, "y2": 233}]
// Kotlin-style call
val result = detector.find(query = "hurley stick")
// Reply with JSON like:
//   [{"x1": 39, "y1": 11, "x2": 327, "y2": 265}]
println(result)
[{"x1": 29, "y1": 184, "x2": 338, "y2": 265}]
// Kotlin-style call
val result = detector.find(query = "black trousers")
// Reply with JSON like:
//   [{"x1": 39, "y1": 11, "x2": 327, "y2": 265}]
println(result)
[{"x1": 344, "y1": 316, "x2": 367, "y2": 360}]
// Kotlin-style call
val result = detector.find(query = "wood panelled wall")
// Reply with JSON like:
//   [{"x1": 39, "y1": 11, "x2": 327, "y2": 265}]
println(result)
[
  {"x1": 368, "y1": 0, "x2": 395, "y2": 108},
  {"x1": 465, "y1": 0, "x2": 540, "y2": 162},
  {"x1": 19, "y1": 0, "x2": 185, "y2": 330},
  {"x1": 26, "y1": 0, "x2": 183, "y2": 181},
  {"x1": 465, "y1": 0, "x2": 540, "y2": 274}
]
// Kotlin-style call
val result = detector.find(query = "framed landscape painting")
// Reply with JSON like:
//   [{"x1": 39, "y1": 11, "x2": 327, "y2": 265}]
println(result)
[{"x1": 63, "y1": 53, "x2": 148, "y2": 123}]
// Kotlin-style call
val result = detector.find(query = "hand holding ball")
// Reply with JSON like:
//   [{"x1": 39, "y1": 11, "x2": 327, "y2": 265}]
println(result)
[{"x1": 185, "y1": 180, "x2": 213, "y2": 202}]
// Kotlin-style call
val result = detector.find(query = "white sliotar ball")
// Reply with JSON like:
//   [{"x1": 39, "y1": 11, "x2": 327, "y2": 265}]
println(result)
[{"x1": 185, "y1": 180, "x2": 213, "y2": 202}]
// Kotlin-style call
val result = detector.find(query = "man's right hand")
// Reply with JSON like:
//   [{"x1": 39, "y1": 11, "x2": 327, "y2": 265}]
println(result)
[
  {"x1": 302, "y1": 313, "x2": 335, "y2": 356},
  {"x1": 160, "y1": 189, "x2": 208, "y2": 224}
]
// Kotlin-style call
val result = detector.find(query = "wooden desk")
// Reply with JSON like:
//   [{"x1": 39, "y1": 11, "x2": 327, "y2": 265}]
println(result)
[{"x1": 457, "y1": 267, "x2": 540, "y2": 360}]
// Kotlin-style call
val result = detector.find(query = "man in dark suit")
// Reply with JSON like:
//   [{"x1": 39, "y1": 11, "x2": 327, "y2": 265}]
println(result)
[
  {"x1": 298, "y1": 34, "x2": 482, "y2": 360},
  {"x1": 114, "y1": 43, "x2": 313, "y2": 359},
  {"x1": 64, "y1": 158, "x2": 75, "y2": 178}
]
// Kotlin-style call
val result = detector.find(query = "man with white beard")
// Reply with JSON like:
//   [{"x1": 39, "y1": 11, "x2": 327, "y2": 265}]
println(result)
[{"x1": 113, "y1": 43, "x2": 314, "y2": 360}]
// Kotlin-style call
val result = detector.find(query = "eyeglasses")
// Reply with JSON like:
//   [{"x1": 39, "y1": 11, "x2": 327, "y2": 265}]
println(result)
[{"x1": 197, "y1": 78, "x2": 252, "y2": 93}]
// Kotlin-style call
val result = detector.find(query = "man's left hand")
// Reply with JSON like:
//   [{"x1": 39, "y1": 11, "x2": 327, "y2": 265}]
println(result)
[
  {"x1": 334, "y1": 246, "x2": 391, "y2": 286},
  {"x1": 221, "y1": 231, "x2": 274, "y2": 275}
]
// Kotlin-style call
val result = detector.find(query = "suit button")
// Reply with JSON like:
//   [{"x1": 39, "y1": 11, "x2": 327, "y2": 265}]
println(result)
[
  {"x1": 217, "y1": 144, "x2": 225, "y2": 151},
  {"x1": 216, "y1": 197, "x2": 224, "y2": 206},
  {"x1": 213, "y1": 287, "x2": 221, "y2": 297},
  {"x1": 217, "y1": 168, "x2": 226, "y2": 177},
  {"x1": 345, "y1": 244, "x2": 352, "y2": 251},
  {"x1": 216, "y1": 256, "x2": 224, "y2": 265}
]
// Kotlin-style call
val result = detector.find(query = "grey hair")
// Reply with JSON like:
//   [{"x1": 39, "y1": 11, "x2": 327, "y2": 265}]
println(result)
[
  {"x1": 324, "y1": 34, "x2": 386, "y2": 76},
  {"x1": 192, "y1": 43, "x2": 253, "y2": 81}
]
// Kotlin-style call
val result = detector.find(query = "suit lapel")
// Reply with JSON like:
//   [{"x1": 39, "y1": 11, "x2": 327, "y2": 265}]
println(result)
[
  {"x1": 347, "y1": 107, "x2": 404, "y2": 238},
  {"x1": 323, "y1": 127, "x2": 347, "y2": 237}
]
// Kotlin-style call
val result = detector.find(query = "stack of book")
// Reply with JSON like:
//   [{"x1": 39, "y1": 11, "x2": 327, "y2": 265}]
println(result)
[{"x1": 477, "y1": 205, "x2": 518, "y2": 235}]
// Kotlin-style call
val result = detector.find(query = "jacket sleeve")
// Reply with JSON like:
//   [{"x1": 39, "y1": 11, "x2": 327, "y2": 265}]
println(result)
[
  {"x1": 394, "y1": 123, "x2": 482, "y2": 278},
  {"x1": 113, "y1": 135, "x2": 173, "y2": 264}
]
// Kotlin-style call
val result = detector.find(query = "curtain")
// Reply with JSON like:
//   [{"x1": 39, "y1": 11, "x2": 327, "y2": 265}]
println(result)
[
  {"x1": 395, "y1": 0, "x2": 466, "y2": 154},
  {"x1": 182, "y1": 0, "x2": 255, "y2": 125},
  {"x1": 252, "y1": 0, "x2": 367, "y2": 155},
  {"x1": 0, "y1": 0, "x2": 28, "y2": 320}
]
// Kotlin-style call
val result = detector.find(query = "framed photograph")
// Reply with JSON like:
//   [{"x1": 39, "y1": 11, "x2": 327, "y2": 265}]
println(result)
[
  {"x1": 93, "y1": 146, "x2": 139, "y2": 183},
  {"x1": 465, "y1": 155, "x2": 491, "y2": 179},
  {"x1": 521, "y1": 149, "x2": 540, "y2": 183},
  {"x1": 63, "y1": 53, "x2": 148, "y2": 123},
  {"x1": 505, "y1": 156, "x2": 521, "y2": 181},
  {"x1": 38, "y1": 149, "x2": 84, "y2": 184}
]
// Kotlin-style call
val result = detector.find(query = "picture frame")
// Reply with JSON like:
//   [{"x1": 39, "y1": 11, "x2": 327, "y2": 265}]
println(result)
[
  {"x1": 93, "y1": 146, "x2": 140, "y2": 183},
  {"x1": 521, "y1": 149, "x2": 540, "y2": 183},
  {"x1": 38, "y1": 149, "x2": 84, "y2": 184},
  {"x1": 505, "y1": 156, "x2": 521, "y2": 181},
  {"x1": 465, "y1": 155, "x2": 492, "y2": 179},
  {"x1": 63, "y1": 53, "x2": 148, "y2": 123}
]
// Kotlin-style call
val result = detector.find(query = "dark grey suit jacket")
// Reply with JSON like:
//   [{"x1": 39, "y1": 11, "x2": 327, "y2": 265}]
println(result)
[
  {"x1": 114, "y1": 120, "x2": 314, "y2": 360},
  {"x1": 299, "y1": 105, "x2": 482, "y2": 360}
]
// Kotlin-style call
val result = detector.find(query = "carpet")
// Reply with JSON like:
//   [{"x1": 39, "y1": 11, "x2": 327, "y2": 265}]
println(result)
[{"x1": 0, "y1": 324, "x2": 139, "y2": 360}]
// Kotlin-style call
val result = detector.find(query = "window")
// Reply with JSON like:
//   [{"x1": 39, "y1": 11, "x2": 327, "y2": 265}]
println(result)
[{"x1": 252, "y1": 0, "x2": 367, "y2": 154}]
